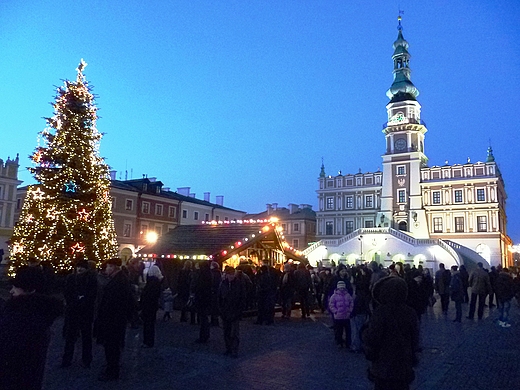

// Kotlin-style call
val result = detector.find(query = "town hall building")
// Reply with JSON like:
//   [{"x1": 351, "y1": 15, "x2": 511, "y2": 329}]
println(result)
[{"x1": 305, "y1": 17, "x2": 512, "y2": 271}]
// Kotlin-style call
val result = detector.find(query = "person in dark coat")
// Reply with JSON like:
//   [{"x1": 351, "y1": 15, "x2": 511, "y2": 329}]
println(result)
[
  {"x1": 255, "y1": 263, "x2": 278, "y2": 325},
  {"x1": 459, "y1": 265, "x2": 470, "y2": 303},
  {"x1": 495, "y1": 267, "x2": 515, "y2": 327},
  {"x1": 488, "y1": 266, "x2": 499, "y2": 307},
  {"x1": 62, "y1": 260, "x2": 98, "y2": 368},
  {"x1": 362, "y1": 276, "x2": 420, "y2": 390},
  {"x1": 178, "y1": 260, "x2": 195, "y2": 324},
  {"x1": 328, "y1": 264, "x2": 354, "y2": 298},
  {"x1": 280, "y1": 262, "x2": 296, "y2": 318},
  {"x1": 94, "y1": 258, "x2": 136, "y2": 381},
  {"x1": 294, "y1": 263, "x2": 313, "y2": 319},
  {"x1": 191, "y1": 261, "x2": 212, "y2": 343},
  {"x1": 210, "y1": 261, "x2": 222, "y2": 326},
  {"x1": 449, "y1": 266, "x2": 464, "y2": 323},
  {"x1": 0, "y1": 266, "x2": 63, "y2": 390},
  {"x1": 140, "y1": 264, "x2": 163, "y2": 347},
  {"x1": 406, "y1": 270, "x2": 430, "y2": 322},
  {"x1": 467, "y1": 262, "x2": 491, "y2": 320},
  {"x1": 435, "y1": 263, "x2": 451, "y2": 314},
  {"x1": 218, "y1": 266, "x2": 247, "y2": 357}
]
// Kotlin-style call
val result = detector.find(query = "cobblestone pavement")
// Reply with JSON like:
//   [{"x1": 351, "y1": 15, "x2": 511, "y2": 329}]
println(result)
[{"x1": 37, "y1": 299, "x2": 520, "y2": 390}]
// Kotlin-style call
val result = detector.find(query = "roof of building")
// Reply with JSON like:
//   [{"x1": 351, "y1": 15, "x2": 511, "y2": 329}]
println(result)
[
  {"x1": 138, "y1": 221, "x2": 306, "y2": 263},
  {"x1": 245, "y1": 206, "x2": 316, "y2": 221}
]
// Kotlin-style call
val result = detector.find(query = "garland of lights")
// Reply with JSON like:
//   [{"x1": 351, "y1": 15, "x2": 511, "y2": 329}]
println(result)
[
  {"x1": 138, "y1": 221, "x2": 303, "y2": 261},
  {"x1": 9, "y1": 59, "x2": 118, "y2": 275}
]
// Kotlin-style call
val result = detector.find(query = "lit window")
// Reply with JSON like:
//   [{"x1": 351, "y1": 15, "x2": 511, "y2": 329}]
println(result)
[
  {"x1": 397, "y1": 166, "x2": 406, "y2": 175},
  {"x1": 346, "y1": 196, "x2": 353, "y2": 209},
  {"x1": 326, "y1": 197, "x2": 334, "y2": 210}
]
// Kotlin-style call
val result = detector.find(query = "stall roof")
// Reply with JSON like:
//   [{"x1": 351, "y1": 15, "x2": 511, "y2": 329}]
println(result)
[{"x1": 138, "y1": 221, "x2": 300, "y2": 262}]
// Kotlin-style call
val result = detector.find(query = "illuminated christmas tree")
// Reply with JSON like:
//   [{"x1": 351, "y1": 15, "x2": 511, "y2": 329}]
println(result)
[{"x1": 9, "y1": 60, "x2": 118, "y2": 274}]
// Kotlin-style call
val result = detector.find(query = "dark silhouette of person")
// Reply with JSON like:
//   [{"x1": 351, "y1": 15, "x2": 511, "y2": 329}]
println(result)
[{"x1": 62, "y1": 260, "x2": 98, "y2": 368}]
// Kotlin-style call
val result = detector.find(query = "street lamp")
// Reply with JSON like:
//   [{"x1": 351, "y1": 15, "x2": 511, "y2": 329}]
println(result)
[{"x1": 145, "y1": 231, "x2": 158, "y2": 245}]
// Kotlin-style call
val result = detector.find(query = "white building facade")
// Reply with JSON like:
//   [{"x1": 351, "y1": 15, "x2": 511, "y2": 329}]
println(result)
[{"x1": 307, "y1": 18, "x2": 511, "y2": 271}]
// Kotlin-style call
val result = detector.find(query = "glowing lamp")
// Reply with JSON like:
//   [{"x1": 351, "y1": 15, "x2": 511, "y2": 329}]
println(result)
[{"x1": 145, "y1": 231, "x2": 158, "y2": 244}]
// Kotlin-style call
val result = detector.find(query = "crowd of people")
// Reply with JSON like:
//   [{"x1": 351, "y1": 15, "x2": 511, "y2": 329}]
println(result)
[{"x1": 0, "y1": 256, "x2": 518, "y2": 390}]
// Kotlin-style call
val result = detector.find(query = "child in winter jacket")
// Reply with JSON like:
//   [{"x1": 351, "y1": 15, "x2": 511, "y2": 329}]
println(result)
[
  {"x1": 329, "y1": 281, "x2": 354, "y2": 348},
  {"x1": 161, "y1": 288, "x2": 175, "y2": 321}
]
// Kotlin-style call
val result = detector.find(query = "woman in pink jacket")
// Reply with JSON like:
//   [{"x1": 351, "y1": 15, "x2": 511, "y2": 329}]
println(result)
[{"x1": 328, "y1": 281, "x2": 354, "y2": 348}]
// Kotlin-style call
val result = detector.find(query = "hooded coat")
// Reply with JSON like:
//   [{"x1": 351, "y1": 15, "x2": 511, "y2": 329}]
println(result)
[
  {"x1": 362, "y1": 276, "x2": 420, "y2": 385},
  {"x1": 0, "y1": 293, "x2": 63, "y2": 390}
]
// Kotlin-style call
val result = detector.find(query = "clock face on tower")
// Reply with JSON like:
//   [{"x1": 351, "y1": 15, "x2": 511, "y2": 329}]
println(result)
[{"x1": 394, "y1": 138, "x2": 407, "y2": 151}]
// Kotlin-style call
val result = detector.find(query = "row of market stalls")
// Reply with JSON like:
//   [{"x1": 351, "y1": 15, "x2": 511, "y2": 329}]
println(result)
[{"x1": 136, "y1": 219, "x2": 307, "y2": 269}]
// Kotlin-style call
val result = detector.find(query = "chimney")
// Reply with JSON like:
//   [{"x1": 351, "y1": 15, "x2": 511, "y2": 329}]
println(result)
[
  {"x1": 177, "y1": 187, "x2": 190, "y2": 196},
  {"x1": 163, "y1": 187, "x2": 170, "y2": 192},
  {"x1": 266, "y1": 204, "x2": 273, "y2": 215},
  {"x1": 109, "y1": 170, "x2": 117, "y2": 180},
  {"x1": 189, "y1": 193, "x2": 196, "y2": 198},
  {"x1": 272, "y1": 203, "x2": 278, "y2": 210},
  {"x1": 300, "y1": 204, "x2": 312, "y2": 210},
  {"x1": 204, "y1": 192, "x2": 210, "y2": 202},
  {"x1": 288, "y1": 203, "x2": 299, "y2": 214},
  {"x1": 216, "y1": 195, "x2": 224, "y2": 206}
]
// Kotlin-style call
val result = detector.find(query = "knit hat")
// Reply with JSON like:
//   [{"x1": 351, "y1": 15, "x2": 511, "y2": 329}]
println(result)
[{"x1": 336, "y1": 281, "x2": 346, "y2": 289}]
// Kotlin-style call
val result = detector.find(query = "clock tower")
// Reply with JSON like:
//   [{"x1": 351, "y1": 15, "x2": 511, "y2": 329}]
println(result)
[{"x1": 379, "y1": 16, "x2": 429, "y2": 238}]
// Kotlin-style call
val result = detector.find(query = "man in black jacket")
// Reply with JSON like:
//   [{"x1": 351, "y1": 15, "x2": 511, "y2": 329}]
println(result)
[
  {"x1": 62, "y1": 259, "x2": 98, "y2": 368},
  {"x1": 95, "y1": 258, "x2": 135, "y2": 381},
  {"x1": 362, "y1": 276, "x2": 420, "y2": 390},
  {"x1": 218, "y1": 266, "x2": 246, "y2": 357}
]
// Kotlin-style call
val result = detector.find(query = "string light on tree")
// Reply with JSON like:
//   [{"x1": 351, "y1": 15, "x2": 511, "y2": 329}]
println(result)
[{"x1": 9, "y1": 60, "x2": 118, "y2": 275}]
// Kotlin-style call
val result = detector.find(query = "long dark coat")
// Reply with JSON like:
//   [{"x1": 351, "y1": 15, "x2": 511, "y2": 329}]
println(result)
[
  {"x1": 218, "y1": 278, "x2": 247, "y2": 321},
  {"x1": 94, "y1": 270, "x2": 135, "y2": 345},
  {"x1": 362, "y1": 276, "x2": 420, "y2": 385},
  {"x1": 0, "y1": 294, "x2": 63, "y2": 390}
]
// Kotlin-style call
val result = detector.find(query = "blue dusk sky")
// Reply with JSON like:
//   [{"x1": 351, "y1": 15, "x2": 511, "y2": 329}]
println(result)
[{"x1": 1, "y1": 1, "x2": 519, "y2": 243}]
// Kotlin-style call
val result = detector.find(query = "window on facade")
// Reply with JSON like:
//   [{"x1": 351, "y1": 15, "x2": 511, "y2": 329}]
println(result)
[
  {"x1": 397, "y1": 166, "x2": 406, "y2": 175},
  {"x1": 293, "y1": 239, "x2": 299, "y2": 249},
  {"x1": 365, "y1": 220, "x2": 374, "y2": 228},
  {"x1": 346, "y1": 179, "x2": 353, "y2": 186},
  {"x1": 182, "y1": 209, "x2": 187, "y2": 219},
  {"x1": 293, "y1": 223, "x2": 299, "y2": 232},
  {"x1": 432, "y1": 191, "x2": 441, "y2": 204},
  {"x1": 141, "y1": 224, "x2": 148, "y2": 234},
  {"x1": 125, "y1": 199, "x2": 133, "y2": 211},
  {"x1": 327, "y1": 180, "x2": 333, "y2": 188},
  {"x1": 169, "y1": 206, "x2": 176, "y2": 218},
  {"x1": 433, "y1": 217, "x2": 443, "y2": 233},
  {"x1": 225, "y1": 217, "x2": 229, "y2": 221},
  {"x1": 398, "y1": 190, "x2": 406, "y2": 203},
  {"x1": 215, "y1": 215, "x2": 220, "y2": 222},
  {"x1": 476, "y1": 188, "x2": 485, "y2": 202},
  {"x1": 194, "y1": 211, "x2": 199, "y2": 220},
  {"x1": 156, "y1": 204, "x2": 163, "y2": 216},
  {"x1": 454, "y1": 190, "x2": 463, "y2": 203},
  {"x1": 455, "y1": 217, "x2": 464, "y2": 232},
  {"x1": 365, "y1": 177, "x2": 373, "y2": 185},
  {"x1": 326, "y1": 197, "x2": 334, "y2": 210},
  {"x1": 326, "y1": 221, "x2": 333, "y2": 235},
  {"x1": 346, "y1": 196, "x2": 353, "y2": 209},
  {"x1": 17, "y1": 198, "x2": 22, "y2": 209},
  {"x1": 365, "y1": 195, "x2": 373, "y2": 208},
  {"x1": 123, "y1": 223, "x2": 132, "y2": 237},
  {"x1": 142, "y1": 202, "x2": 150, "y2": 214},
  {"x1": 205, "y1": 213, "x2": 210, "y2": 222},
  {"x1": 477, "y1": 216, "x2": 487, "y2": 232},
  {"x1": 155, "y1": 226, "x2": 162, "y2": 235},
  {"x1": 345, "y1": 221, "x2": 354, "y2": 234}
]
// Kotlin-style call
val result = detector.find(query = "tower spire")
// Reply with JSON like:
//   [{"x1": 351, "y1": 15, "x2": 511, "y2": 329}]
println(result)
[{"x1": 386, "y1": 15, "x2": 419, "y2": 102}]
